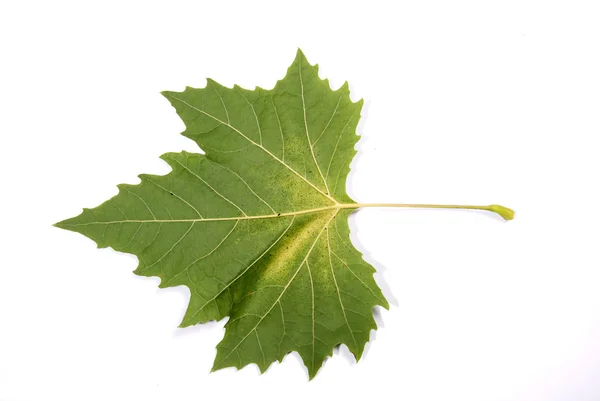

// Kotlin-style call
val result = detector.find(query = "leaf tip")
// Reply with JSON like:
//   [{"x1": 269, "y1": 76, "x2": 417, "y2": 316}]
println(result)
[
  {"x1": 210, "y1": 358, "x2": 223, "y2": 373},
  {"x1": 158, "y1": 152, "x2": 175, "y2": 163},
  {"x1": 379, "y1": 298, "x2": 390, "y2": 311},
  {"x1": 54, "y1": 215, "x2": 78, "y2": 231},
  {"x1": 294, "y1": 48, "x2": 310, "y2": 65}
]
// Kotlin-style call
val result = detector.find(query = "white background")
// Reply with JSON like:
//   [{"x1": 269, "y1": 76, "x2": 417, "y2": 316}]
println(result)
[{"x1": 1, "y1": 1, "x2": 599, "y2": 400}]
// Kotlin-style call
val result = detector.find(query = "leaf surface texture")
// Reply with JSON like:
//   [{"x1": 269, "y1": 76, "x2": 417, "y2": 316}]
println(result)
[{"x1": 57, "y1": 50, "x2": 388, "y2": 378}]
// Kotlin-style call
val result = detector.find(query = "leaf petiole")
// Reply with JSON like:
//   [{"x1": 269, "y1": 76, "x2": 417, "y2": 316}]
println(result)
[{"x1": 342, "y1": 203, "x2": 514, "y2": 221}]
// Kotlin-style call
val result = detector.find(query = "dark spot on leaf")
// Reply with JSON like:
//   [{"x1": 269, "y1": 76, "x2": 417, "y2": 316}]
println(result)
[{"x1": 170, "y1": 192, "x2": 174, "y2": 195}]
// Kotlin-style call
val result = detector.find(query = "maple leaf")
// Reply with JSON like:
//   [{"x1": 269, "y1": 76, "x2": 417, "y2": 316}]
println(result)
[{"x1": 55, "y1": 49, "x2": 513, "y2": 379}]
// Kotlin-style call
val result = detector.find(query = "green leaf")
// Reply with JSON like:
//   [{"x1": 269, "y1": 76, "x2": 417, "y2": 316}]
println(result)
[{"x1": 56, "y1": 49, "x2": 389, "y2": 379}]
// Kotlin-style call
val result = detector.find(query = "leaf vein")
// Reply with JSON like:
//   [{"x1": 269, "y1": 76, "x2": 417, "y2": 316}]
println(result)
[
  {"x1": 172, "y1": 158, "x2": 247, "y2": 216},
  {"x1": 186, "y1": 216, "x2": 296, "y2": 322},
  {"x1": 144, "y1": 177, "x2": 203, "y2": 218},
  {"x1": 140, "y1": 222, "x2": 195, "y2": 272},
  {"x1": 217, "y1": 211, "x2": 338, "y2": 365},
  {"x1": 299, "y1": 56, "x2": 330, "y2": 196},
  {"x1": 236, "y1": 87, "x2": 263, "y2": 145},
  {"x1": 326, "y1": 227, "x2": 358, "y2": 350},
  {"x1": 167, "y1": 94, "x2": 336, "y2": 204},
  {"x1": 162, "y1": 220, "x2": 239, "y2": 287}
]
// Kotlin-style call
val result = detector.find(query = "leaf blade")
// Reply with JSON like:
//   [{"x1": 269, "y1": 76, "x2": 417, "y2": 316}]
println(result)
[{"x1": 55, "y1": 49, "x2": 388, "y2": 379}]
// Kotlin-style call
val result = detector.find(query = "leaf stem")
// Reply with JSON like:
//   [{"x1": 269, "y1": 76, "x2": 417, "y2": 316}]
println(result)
[{"x1": 341, "y1": 203, "x2": 514, "y2": 221}]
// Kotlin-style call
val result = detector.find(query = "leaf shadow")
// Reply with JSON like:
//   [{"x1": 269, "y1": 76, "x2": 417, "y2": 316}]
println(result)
[
  {"x1": 403, "y1": 206, "x2": 513, "y2": 223},
  {"x1": 322, "y1": 90, "x2": 393, "y2": 375},
  {"x1": 355, "y1": 94, "x2": 370, "y2": 136},
  {"x1": 345, "y1": 94, "x2": 398, "y2": 308},
  {"x1": 122, "y1": 256, "x2": 225, "y2": 340},
  {"x1": 346, "y1": 211, "x2": 399, "y2": 307}
]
